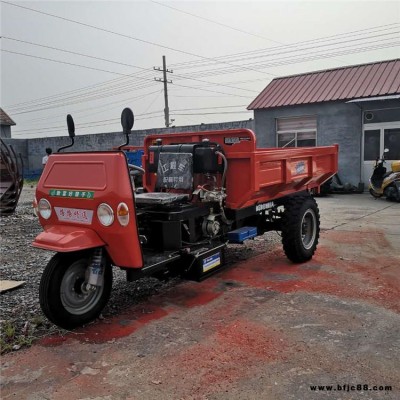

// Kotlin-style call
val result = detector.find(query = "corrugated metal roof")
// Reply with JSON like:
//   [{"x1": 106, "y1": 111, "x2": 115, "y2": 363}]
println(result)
[
  {"x1": 248, "y1": 59, "x2": 400, "y2": 110},
  {"x1": 0, "y1": 108, "x2": 16, "y2": 126}
]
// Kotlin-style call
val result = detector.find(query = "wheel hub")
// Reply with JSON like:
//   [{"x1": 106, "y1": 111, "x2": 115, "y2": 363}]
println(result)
[
  {"x1": 301, "y1": 208, "x2": 317, "y2": 250},
  {"x1": 60, "y1": 260, "x2": 103, "y2": 315}
]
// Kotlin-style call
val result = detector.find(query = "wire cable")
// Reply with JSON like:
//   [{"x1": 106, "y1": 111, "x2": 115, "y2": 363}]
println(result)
[{"x1": 1, "y1": 1, "x2": 275, "y2": 77}]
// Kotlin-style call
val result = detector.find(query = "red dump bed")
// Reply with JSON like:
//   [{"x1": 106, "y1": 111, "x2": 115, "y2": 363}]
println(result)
[{"x1": 143, "y1": 129, "x2": 338, "y2": 209}]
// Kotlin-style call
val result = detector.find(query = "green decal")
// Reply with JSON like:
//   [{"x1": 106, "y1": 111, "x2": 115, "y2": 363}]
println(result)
[{"x1": 49, "y1": 189, "x2": 95, "y2": 199}]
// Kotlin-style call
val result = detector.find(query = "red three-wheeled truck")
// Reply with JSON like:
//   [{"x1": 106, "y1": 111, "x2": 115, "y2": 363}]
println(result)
[{"x1": 33, "y1": 109, "x2": 338, "y2": 329}]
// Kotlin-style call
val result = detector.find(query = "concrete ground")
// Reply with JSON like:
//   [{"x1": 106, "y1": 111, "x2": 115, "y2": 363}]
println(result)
[{"x1": 1, "y1": 194, "x2": 399, "y2": 400}]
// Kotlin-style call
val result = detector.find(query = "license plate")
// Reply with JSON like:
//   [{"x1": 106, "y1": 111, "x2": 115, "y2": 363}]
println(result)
[{"x1": 55, "y1": 207, "x2": 93, "y2": 225}]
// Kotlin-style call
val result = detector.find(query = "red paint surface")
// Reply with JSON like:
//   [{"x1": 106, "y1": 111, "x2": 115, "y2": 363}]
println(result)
[
  {"x1": 221, "y1": 231, "x2": 399, "y2": 312},
  {"x1": 39, "y1": 335, "x2": 68, "y2": 347},
  {"x1": 39, "y1": 305, "x2": 170, "y2": 346},
  {"x1": 162, "y1": 279, "x2": 223, "y2": 308},
  {"x1": 162, "y1": 319, "x2": 289, "y2": 393},
  {"x1": 40, "y1": 228, "x2": 399, "y2": 350},
  {"x1": 40, "y1": 280, "x2": 223, "y2": 346}
]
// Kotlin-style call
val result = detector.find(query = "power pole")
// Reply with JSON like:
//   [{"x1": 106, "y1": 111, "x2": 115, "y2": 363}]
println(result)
[{"x1": 154, "y1": 55, "x2": 173, "y2": 127}]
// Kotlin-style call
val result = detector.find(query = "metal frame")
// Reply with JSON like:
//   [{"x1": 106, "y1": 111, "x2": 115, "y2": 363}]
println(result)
[
  {"x1": 275, "y1": 115, "x2": 318, "y2": 147},
  {"x1": 362, "y1": 121, "x2": 400, "y2": 183}
]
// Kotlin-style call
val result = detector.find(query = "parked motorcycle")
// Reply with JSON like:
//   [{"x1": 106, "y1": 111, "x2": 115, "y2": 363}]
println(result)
[{"x1": 369, "y1": 149, "x2": 400, "y2": 202}]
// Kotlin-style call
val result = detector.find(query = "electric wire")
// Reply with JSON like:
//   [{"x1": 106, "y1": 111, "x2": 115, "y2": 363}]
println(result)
[
  {"x1": 171, "y1": 23, "x2": 400, "y2": 68},
  {"x1": 2, "y1": 1, "x2": 398, "y2": 137},
  {"x1": 3, "y1": 32, "x2": 398, "y2": 113},
  {"x1": 150, "y1": 0, "x2": 282, "y2": 44},
  {"x1": 2, "y1": 23, "x2": 398, "y2": 112},
  {"x1": 1, "y1": 1, "x2": 276, "y2": 77},
  {"x1": 2, "y1": 37, "x2": 258, "y2": 95}
]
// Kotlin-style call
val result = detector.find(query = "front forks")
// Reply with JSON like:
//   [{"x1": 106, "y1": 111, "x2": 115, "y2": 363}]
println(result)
[{"x1": 86, "y1": 247, "x2": 105, "y2": 291}]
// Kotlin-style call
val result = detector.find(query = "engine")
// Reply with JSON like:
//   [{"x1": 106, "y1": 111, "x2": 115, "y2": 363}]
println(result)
[{"x1": 135, "y1": 140, "x2": 229, "y2": 251}]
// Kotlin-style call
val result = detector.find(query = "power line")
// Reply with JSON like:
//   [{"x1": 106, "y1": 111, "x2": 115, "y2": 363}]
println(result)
[
  {"x1": 2, "y1": 67, "x2": 153, "y2": 109},
  {"x1": 172, "y1": 104, "x2": 247, "y2": 112},
  {"x1": 2, "y1": 50, "x2": 253, "y2": 115},
  {"x1": 1, "y1": 49, "x2": 152, "y2": 79},
  {"x1": 173, "y1": 39, "x2": 400, "y2": 79},
  {"x1": 12, "y1": 112, "x2": 166, "y2": 136},
  {"x1": 1, "y1": 1, "x2": 275, "y2": 77},
  {"x1": 3, "y1": 21, "x2": 397, "y2": 112},
  {"x1": 15, "y1": 104, "x2": 250, "y2": 133},
  {"x1": 172, "y1": 111, "x2": 252, "y2": 116},
  {"x1": 173, "y1": 30, "x2": 400, "y2": 74},
  {"x1": 171, "y1": 23, "x2": 400, "y2": 68},
  {"x1": 5, "y1": 73, "x2": 157, "y2": 112},
  {"x1": 2, "y1": 36, "x2": 152, "y2": 72},
  {"x1": 150, "y1": 0, "x2": 282, "y2": 45},
  {"x1": 26, "y1": 89, "x2": 162, "y2": 125},
  {"x1": 4, "y1": 39, "x2": 397, "y2": 116},
  {"x1": 7, "y1": 29, "x2": 394, "y2": 98},
  {"x1": 13, "y1": 110, "x2": 166, "y2": 134},
  {"x1": 3, "y1": 35, "x2": 260, "y2": 94}
]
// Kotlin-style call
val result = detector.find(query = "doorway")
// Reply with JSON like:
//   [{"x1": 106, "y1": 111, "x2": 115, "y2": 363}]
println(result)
[{"x1": 362, "y1": 122, "x2": 400, "y2": 184}]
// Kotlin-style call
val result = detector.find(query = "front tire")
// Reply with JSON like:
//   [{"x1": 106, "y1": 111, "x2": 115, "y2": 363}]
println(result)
[
  {"x1": 281, "y1": 195, "x2": 320, "y2": 263},
  {"x1": 39, "y1": 250, "x2": 112, "y2": 329}
]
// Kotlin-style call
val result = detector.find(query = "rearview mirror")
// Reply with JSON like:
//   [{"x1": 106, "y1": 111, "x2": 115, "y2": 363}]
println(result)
[
  {"x1": 67, "y1": 114, "x2": 75, "y2": 138},
  {"x1": 118, "y1": 108, "x2": 135, "y2": 150},
  {"x1": 121, "y1": 108, "x2": 134, "y2": 135}
]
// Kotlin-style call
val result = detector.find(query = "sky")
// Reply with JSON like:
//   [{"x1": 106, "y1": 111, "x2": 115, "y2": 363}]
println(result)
[{"x1": 1, "y1": 0, "x2": 399, "y2": 138}]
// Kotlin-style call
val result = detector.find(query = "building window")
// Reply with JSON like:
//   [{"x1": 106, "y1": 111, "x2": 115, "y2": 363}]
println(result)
[
  {"x1": 364, "y1": 129, "x2": 380, "y2": 161},
  {"x1": 276, "y1": 116, "x2": 317, "y2": 147}
]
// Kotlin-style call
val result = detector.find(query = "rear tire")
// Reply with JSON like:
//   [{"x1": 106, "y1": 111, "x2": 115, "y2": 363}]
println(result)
[
  {"x1": 369, "y1": 188, "x2": 381, "y2": 198},
  {"x1": 39, "y1": 250, "x2": 112, "y2": 329},
  {"x1": 281, "y1": 195, "x2": 320, "y2": 263}
]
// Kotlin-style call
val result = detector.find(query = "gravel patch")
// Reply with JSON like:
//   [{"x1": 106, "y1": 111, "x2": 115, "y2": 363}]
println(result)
[{"x1": 0, "y1": 185, "x2": 281, "y2": 353}]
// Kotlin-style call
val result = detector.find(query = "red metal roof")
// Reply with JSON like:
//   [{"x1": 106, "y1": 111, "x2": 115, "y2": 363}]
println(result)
[{"x1": 248, "y1": 59, "x2": 400, "y2": 110}]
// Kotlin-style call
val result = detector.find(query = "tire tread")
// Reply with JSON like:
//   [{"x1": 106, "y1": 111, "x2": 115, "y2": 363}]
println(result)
[{"x1": 281, "y1": 195, "x2": 320, "y2": 263}]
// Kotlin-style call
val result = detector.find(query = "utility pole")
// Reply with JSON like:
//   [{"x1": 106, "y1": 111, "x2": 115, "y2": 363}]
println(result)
[{"x1": 154, "y1": 56, "x2": 173, "y2": 128}]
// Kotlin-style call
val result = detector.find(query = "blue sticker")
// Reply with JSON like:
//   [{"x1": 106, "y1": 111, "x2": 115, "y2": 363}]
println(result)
[{"x1": 203, "y1": 253, "x2": 221, "y2": 272}]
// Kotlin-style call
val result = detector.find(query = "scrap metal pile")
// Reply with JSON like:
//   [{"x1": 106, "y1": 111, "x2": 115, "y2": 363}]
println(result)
[{"x1": 0, "y1": 139, "x2": 24, "y2": 215}]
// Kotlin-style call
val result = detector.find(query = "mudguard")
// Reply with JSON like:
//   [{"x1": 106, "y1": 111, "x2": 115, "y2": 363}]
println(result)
[{"x1": 32, "y1": 225, "x2": 105, "y2": 252}]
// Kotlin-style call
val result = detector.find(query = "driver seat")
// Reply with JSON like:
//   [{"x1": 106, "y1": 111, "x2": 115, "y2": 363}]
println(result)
[{"x1": 135, "y1": 152, "x2": 193, "y2": 205}]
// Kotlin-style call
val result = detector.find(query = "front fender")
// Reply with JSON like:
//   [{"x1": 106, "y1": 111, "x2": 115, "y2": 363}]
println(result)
[{"x1": 33, "y1": 225, "x2": 105, "y2": 252}]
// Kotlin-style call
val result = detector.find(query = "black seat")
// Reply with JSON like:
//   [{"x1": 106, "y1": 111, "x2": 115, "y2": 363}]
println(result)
[
  {"x1": 135, "y1": 152, "x2": 193, "y2": 205},
  {"x1": 135, "y1": 192, "x2": 189, "y2": 205}
]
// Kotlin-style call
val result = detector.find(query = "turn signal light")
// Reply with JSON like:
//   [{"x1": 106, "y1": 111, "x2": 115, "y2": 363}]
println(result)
[{"x1": 117, "y1": 202, "x2": 129, "y2": 226}]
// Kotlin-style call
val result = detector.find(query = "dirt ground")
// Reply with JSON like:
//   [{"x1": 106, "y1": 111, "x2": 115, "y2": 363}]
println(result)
[{"x1": 1, "y1": 191, "x2": 399, "y2": 400}]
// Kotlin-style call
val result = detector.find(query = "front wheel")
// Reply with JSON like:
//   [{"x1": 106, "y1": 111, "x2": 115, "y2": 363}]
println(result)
[
  {"x1": 281, "y1": 195, "x2": 320, "y2": 263},
  {"x1": 39, "y1": 250, "x2": 112, "y2": 329}
]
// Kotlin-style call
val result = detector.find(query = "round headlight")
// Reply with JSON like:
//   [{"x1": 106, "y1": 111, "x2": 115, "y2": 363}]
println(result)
[
  {"x1": 97, "y1": 203, "x2": 114, "y2": 226},
  {"x1": 38, "y1": 198, "x2": 52, "y2": 219},
  {"x1": 117, "y1": 202, "x2": 130, "y2": 226}
]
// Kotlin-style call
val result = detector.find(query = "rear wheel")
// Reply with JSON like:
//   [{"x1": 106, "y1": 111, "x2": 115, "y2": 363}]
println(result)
[
  {"x1": 39, "y1": 250, "x2": 112, "y2": 329},
  {"x1": 384, "y1": 184, "x2": 400, "y2": 202},
  {"x1": 281, "y1": 195, "x2": 320, "y2": 263},
  {"x1": 369, "y1": 188, "x2": 381, "y2": 198}
]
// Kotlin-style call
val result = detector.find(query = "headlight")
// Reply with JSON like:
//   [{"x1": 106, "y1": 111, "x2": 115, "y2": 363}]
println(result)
[
  {"x1": 117, "y1": 202, "x2": 129, "y2": 226},
  {"x1": 33, "y1": 197, "x2": 38, "y2": 217},
  {"x1": 38, "y1": 198, "x2": 52, "y2": 219},
  {"x1": 97, "y1": 203, "x2": 114, "y2": 226}
]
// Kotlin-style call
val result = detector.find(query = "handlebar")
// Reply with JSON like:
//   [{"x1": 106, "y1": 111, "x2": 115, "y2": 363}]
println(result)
[{"x1": 128, "y1": 164, "x2": 145, "y2": 175}]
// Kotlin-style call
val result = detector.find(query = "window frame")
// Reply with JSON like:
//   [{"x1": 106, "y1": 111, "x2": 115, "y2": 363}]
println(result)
[{"x1": 276, "y1": 115, "x2": 318, "y2": 148}]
